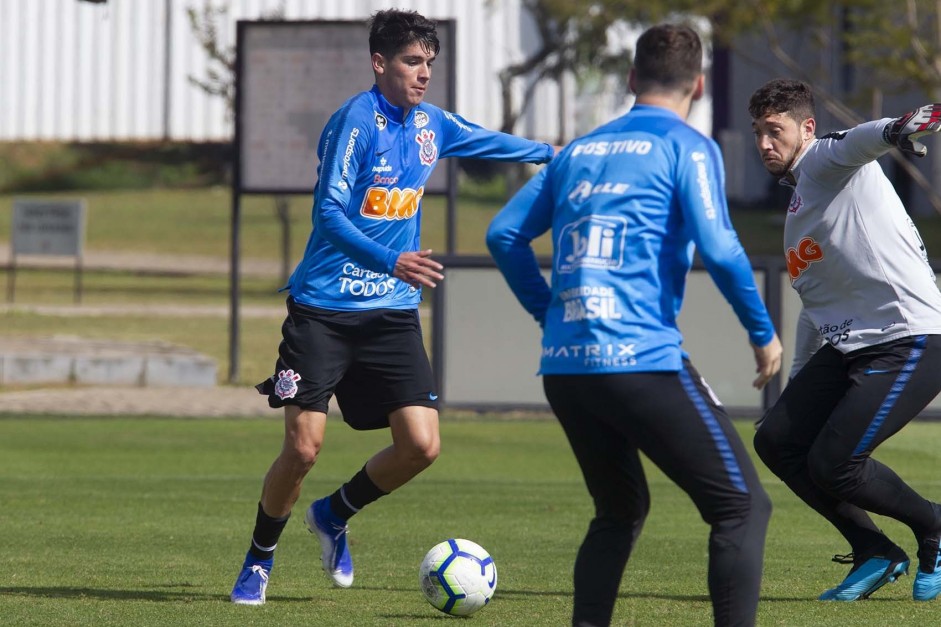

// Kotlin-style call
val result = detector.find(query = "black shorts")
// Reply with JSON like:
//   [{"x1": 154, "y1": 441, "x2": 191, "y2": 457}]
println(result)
[{"x1": 256, "y1": 298, "x2": 438, "y2": 430}]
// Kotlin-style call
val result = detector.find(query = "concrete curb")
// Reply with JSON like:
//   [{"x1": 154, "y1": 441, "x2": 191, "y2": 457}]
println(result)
[{"x1": 0, "y1": 336, "x2": 217, "y2": 387}]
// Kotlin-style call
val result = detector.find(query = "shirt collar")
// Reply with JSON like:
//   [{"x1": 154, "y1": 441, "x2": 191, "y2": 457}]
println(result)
[
  {"x1": 629, "y1": 103, "x2": 684, "y2": 120},
  {"x1": 371, "y1": 85, "x2": 413, "y2": 125},
  {"x1": 779, "y1": 137, "x2": 816, "y2": 187}
]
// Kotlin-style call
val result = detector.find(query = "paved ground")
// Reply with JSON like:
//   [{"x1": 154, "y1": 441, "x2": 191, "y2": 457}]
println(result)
[
  {"x1": 0, "y1": 247, "x2": 438, "y2": 418},
  {"x1": 0, "y1": 385, "x2": 278, "y2": 418}
]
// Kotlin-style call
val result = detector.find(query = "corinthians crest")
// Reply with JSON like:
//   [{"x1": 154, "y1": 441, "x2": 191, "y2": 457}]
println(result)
[
  {"x1": 274, "y1": 369, "x2": 301, "y2": 400},
  {"x1": 416, "y1": 129, "x2": 437, "y2": 166}
]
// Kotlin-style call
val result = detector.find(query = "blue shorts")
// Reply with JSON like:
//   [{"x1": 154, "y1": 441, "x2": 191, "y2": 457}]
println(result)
[{"x1": 256, "y1": 298, "x2": 438, "y2": 430}]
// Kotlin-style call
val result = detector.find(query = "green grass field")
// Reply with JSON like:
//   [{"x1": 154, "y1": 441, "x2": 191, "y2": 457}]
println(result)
[
  {"x1": 4, "y1": 183, "x2": 941, "y2": 624},
  {"x1": 2, "y1": 415, "x2": 941, "y2": 626}
]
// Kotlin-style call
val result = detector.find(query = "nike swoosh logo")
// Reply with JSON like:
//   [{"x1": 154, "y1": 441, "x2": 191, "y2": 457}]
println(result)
[
  {"x1": 429, "y1": 393, "x2": 438, "y2": 401},
  {"x1": 375, "y1": 148, "x2": 392, "y2": 156},
  {"x1": 864, "y1": 368, "x2": 892, "y2": 376}
]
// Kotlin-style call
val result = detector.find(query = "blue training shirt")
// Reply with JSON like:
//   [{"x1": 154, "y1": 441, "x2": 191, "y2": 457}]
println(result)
[
  {"x1": 289, "y1": 85, "x2": 554, "y2": 311},
  {"x1": 487, "y1": 104, "x2": 775, "y2": 374}
]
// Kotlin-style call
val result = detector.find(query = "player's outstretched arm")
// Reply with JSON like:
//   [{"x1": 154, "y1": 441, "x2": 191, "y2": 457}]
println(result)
[
  {"x1": 750, "y1": 334, "x2": 783, "y2": 390},
  {"x1": 393, "y1": 249, "x2": 444, "y2": 289},
  {"x1": 884, "y1": 103, "x2": 941, "y2": 157}
]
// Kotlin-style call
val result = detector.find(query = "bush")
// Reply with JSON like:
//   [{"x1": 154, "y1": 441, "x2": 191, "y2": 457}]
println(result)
[{"x1": 0, "y1": 142, "x2": 232, "y2": 192}]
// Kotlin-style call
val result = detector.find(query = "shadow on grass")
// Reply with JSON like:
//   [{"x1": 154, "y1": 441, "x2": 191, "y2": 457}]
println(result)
[
  {"x1": 3, "y1": 583, "x2": 860, "y2": 606},
  {"x1": 0, "y1": 584, "x2": 307, "y2": 604},
  {"x1": 380, "y1": 613, "x2": 455, "y2": 621},
  {"x1": 361, "y1": 584, "x2": 713, "y2": 603}
]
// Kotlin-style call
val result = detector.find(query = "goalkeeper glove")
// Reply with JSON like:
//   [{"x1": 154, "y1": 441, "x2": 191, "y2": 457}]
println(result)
[{"x1": 884, "y1": 103, "x2": 941, "y2": 157}]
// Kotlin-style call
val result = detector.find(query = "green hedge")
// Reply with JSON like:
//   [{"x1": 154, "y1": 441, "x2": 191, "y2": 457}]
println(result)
[{"x1": 0, "y1": 141, "x2": 231, "y2": 192}]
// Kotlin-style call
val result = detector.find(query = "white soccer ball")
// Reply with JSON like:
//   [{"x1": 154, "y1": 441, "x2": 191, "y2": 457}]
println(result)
[{"x1": 418, "y1": 538, "x2": 498, "y2": 616}]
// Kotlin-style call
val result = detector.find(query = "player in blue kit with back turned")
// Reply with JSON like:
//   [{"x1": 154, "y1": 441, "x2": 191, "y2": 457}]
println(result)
[{"x1": 487, "y1": 23, "x2": 782, "y2": 627}]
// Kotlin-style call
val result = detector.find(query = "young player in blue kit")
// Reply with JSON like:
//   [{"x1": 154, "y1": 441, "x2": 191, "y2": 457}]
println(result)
[
  {"x1": 230, "y1": 9, "x2": 555, "y2": 605},
  {"x1": 487, "y1": 23, "x2": 782, "y2": 627}
]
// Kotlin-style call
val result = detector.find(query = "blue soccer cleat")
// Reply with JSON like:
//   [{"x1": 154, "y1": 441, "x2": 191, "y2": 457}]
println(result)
[
  {"x1": 818, "y1": 546, "x2": 909, "y2": 601},
  {"x1": 230, "y1": 555, "x2": 272, "y2": 606},
  {"x1": 913, "y1": 533, "x2": 941, "y2": 601},
  {"x1": 305, "y1": 497, "x2": 354, "y2": 588}
]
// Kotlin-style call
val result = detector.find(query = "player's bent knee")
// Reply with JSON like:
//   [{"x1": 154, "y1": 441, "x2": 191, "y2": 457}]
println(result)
[
  {"x1": 283, "y1": 440, "x2": 321, "y2": 471},
  {"x1": 711, "y1": 495, "x2": 758, "y2": 525},
  {"x1": 424, "y1": 432, "x2": 441, "y2": 458},
  {"x1": 586, "y1": 512, "x2": 645, "y2": 542},
  {"x1": 598, "y1": 495, "x2": 650, "y2": 526},
  {"x1": 752, "y1": 427, "x2": 780, "y2": 470},
  {"x1": 400, "y1": 440, "x2": 439, "y2": 469},
  {"x1": 807, "y1": 453, "x2": 858, "y2": 498},
  {"x1": 423, "y1": 443, "x2": 440, "y2": 466},
  {"x1": 750, "y1": 486, "x2": 773, "y2": 522},
  {"x1": 604, "y1": 511, "x2": 647, "y2": 532}
]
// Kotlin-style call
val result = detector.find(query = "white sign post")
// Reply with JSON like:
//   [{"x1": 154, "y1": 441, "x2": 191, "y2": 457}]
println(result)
[{"x1": 8, "y1": 199, "x2": 86, "y2": 303}]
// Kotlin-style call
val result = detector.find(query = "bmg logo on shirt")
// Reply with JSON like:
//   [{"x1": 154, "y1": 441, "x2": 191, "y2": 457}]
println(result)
[
  {"x1": 360, "y1": 186, "x2": 424, "y2": 220},
  {"x1": 557, "y1": 215, "x2": 626, "y2": 274}
]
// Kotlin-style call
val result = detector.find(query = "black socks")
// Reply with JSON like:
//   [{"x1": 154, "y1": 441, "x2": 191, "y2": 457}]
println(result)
[
  {"x1": 328, "y1": 466, "x2": 389, "y2": 521},
  {"x1": 248, "y1": 501, "x2": 290, "y2": 561}
]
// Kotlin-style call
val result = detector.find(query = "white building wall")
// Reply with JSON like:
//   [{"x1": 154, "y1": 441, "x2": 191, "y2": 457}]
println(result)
[{"x1": 0, "y1": 0, "x2": 569, "y2": 143}]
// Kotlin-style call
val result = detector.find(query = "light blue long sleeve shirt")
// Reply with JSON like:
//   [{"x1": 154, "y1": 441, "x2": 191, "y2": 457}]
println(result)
[
  {"x1": 289, "y1": 85, "x2": 554, "y2": 311},
  {"x1": 487, "y1": 105, "x2": 775, "y2": 374}
]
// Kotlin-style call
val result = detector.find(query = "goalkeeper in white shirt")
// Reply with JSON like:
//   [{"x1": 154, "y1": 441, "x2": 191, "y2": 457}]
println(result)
[{"x1": 750, "y1": 78, "x2": 941, "y2": 602}]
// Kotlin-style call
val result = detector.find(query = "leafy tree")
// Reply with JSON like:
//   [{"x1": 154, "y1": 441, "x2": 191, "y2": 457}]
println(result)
[
  {"x1": 185, "y1": 1, "x2": 941, "y2": 208},
  {"x1": 502, "y1": 0, "x2": 941, "y2": 210},
  {"x1": 724, "y1": 0, "x2": 941, "y2": 211}
]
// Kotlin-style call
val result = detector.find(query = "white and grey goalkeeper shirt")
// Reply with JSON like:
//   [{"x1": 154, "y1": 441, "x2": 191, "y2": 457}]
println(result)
[{"x1": 782, "y1": 119, "x2": 941, "y2": 358}]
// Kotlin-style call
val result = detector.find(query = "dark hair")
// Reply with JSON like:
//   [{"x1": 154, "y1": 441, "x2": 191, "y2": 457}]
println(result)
[
  {"x1": 748, "y1": 79, "x2": 815, "y2": 122},
  {"x1": 368, "y1": 9, "x2": 440, "y2": 59},
  {"x1": 632, "y1": 23, "x2": 702, "y2": 94}
]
